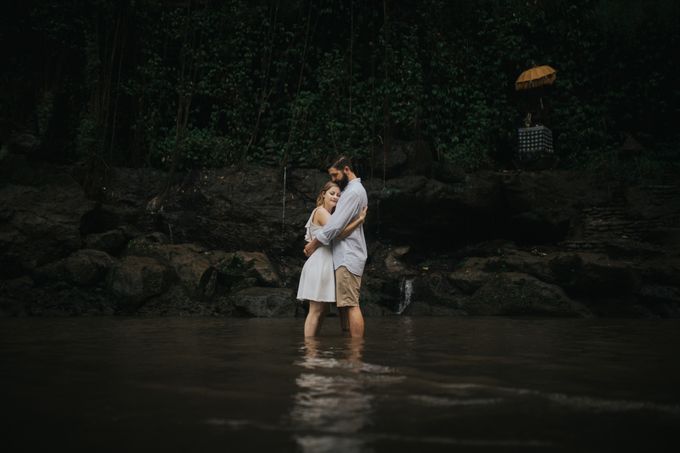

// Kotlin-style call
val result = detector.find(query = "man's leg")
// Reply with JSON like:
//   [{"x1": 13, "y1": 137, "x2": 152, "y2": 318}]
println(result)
[
  {"x1": 304, "y1": 301, "x2": 329, "y2": 337},
  {"x1": 335, "y1": 266, "x2": 364, "y2": 338},
  {"x1": 338, "y1": 307, "x2": 350, "y2": 333},
  {"x1": 346, "y1": 306, "x2": 364, "y2": 338}
]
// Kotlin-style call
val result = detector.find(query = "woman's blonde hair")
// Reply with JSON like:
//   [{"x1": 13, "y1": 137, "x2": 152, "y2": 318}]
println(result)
[{"x1": 316, "y1": 181, "x2": 340, "y2": 208}]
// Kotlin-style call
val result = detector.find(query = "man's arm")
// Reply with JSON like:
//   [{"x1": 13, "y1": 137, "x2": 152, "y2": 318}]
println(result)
[
  {"x1": 316, "y1": 190, "x2": 359, "y2": 244},
  {"x1": 338, "y1": 206, "x2": 367, "y2": 240},
  {"x1": 304, "y1": 190, "x2": 359, "y2": 257}
]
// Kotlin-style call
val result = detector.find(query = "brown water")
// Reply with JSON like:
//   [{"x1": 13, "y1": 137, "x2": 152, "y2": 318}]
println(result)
[{"x1": 1, "y1": 317, "x2": 679, "y2": 452}]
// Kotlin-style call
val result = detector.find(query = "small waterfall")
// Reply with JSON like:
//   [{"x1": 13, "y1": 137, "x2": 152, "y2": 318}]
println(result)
[
  {"x1": 397, "y1": 277, "x2": 414, "y2": 315},
  {"x1": 281, "y1": 165, "x2": 287, "y2": 233}
]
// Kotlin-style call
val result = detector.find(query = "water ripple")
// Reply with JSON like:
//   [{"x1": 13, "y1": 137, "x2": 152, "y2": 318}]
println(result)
[
  {"x1": 409, "y1": 394, "x2": 505, "y2": 407},
  {"x1": 440, "y1": 382, "x2": 680, "y2": 414},
  {"x1": 369, "y1": 433, "x2": 554, "y2": 448}
]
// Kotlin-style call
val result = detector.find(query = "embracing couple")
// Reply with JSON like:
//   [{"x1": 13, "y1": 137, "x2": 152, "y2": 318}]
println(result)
[{"x1": 296, "y1": 156, "x2": 368, "y2": 338}]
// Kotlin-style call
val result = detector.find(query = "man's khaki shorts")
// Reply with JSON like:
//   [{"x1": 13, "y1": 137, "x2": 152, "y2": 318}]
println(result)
[{"x1": 335, "y1": 266, "x2": 362, "y2": 308}]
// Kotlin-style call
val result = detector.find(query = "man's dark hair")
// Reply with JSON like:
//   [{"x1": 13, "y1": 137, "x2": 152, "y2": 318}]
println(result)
[{"x1": 329, "y1": 155, "x2": 353, "y2": 171}]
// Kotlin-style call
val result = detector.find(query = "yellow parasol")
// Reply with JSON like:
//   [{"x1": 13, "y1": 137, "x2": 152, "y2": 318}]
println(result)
[{"x1": 515, "y1": 65, "x2": 557, "y2": 91}]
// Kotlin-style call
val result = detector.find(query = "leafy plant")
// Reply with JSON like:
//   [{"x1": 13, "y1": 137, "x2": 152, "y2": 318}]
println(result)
[{"x1": 2, "y1": 0, "x2": 677, "y2": 175}]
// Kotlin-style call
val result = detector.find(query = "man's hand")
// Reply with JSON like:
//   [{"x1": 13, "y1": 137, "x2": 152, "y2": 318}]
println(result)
[{"x1": 304, "y1": 238, "x2": 321, "y2": 257}]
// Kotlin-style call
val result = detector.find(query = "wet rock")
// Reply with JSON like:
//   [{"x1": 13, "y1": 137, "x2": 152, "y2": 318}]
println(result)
[
  {"x1": 412, "y1": 272, "x2": 456, "y2": 304},
  {"x1": 384, "y1": 246, "x2": 411, "y2": 275},
  {"x1": 448, "y1": 267, "x2": 491, "y2": 294},
  {"x1": 549, "y1": 253, "x2": 640, "y2": 297},
  {"x1": 0, "y1": 182, "x2": 94, "y2": 275},
  {"x1": 80, "y1": 205, "x2": 124, "y2": 235},
  {"x1": 120, "y1": 243, "x2": 281, "y2": 297},
  {"x1": 234, "y1": 251, "x2": 281, "y2": 287},
  {"x1": 625, "y1": 184, "x2": 680, "y2": 226},
  {"x1": 32, "y1": 286, "x2": 115, "y2": 316},
  {"x1": 124, "y1": 241, "x2": 231, "y2": 297},
  {"x1": 2, "y1": 153, "x2": 680, "y2": 318},
  {"x1": 359, "y1": 274, "x2": 400, "y2": 313},
  {"x1": 164, "y1": 247, "x2": 230, "y2": 297},
  {"x1": 366, "y1": 173, "x2": 504, "y2": 249},
  {"x1": 0, "y1": 276, "x2": 35, "y2": 316},
  {"x1": 463, "y1": 272, "x2": 591, "y2": 317},
  {"x1": 2, "y1": 273, "x2": 116, "y2": 316},
  {"x1": 639, "y1": 227, "x2": 680, "y2": 250},
  {"x1": 140, "y1": 165, "x2": 314, "y2": 253},
  {"x1": 363, "y1": 269, "x2": 454, "y2": 315},
  {"x1": 372, "y1": 145, "x2": 407, "y2": 177},
  {"x1": 637, "y1": 285, "x2": 680, "y2": 305},
  {"x1": 136, "y1": 285, "x2": 215, "y2": 316},
  {"x1": 446, "y1": 247, "x2": 556, "y2": 294},
  {"x1": 499, "y1": 170, "x2": 602, "y2": 244},
  {"x1": 483, "y1": 248, "x2": 554, "y2": 281},
  {"x1": 212, "y1": 254, "x2": 258, "y2": 294},
  {"x1": 367, "y1": 140, "x2": 433, "y2": 178},
  {"x1": 230, "y1": 287, "x2": 295, "y2": 317},
  {"x1": 83, "y1": 229, "x2": 127, "y2": 255},
  {"x1": 360, "y1": 300, "x2": 393, "y2": 317},
  {"x1": 101, "y1": 167, "x2": 167, "y2": 211},
  {"x1": 107, "y1": 256, "x2": 173, "y2": 308},
  {"x1": 36, "y1": 249, "x2": 114, "y2": 287}
]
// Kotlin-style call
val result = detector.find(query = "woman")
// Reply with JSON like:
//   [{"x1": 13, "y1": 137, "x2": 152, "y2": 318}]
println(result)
[{"x1": 297, "y1": 181, "x2": 367, "y2": 337}]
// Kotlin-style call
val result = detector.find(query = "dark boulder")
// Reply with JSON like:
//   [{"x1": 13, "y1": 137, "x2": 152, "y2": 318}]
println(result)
[
  {"x1": 448, "y1": 261, "x2": 492, "y2": 295},
  {"x1": 462, "y1": 272, "x2": 591, "y2": 317},
  {"x1": 35, "y1": 249, "x2": 114, "y2": 287},
  {"x1": 123, "y1": 240, "x2": 229, "y2": 297},
  {"x1": 0, "y1": 277, "x2": 35, "y2": 316},
  {"x1": 107, "y1": 256, "x2": 174, "y2": 309},
  {"x1": 368, "y1": 140, "x2": 436, "y2": 177},
  {"x1": 0, "y1": 183, "x2": 94, "y2": 276},
  {"x1": 228, "y1": 287, "x2": 296, "y2": 317},
  {"x1": 83, "y1": 229, "x2": 127, "y2": 255},
  {"x1": 549, "y1": 253, "x2": 641, "y2": 297},
  {"x1": 120, "y1": 239, "x2": 282, "y2": 298}
]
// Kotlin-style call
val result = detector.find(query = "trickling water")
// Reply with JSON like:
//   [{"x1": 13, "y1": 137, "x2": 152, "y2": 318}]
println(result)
[
  {"x1": 397, "y1": 278, "x2": 414, "y2": 315},
  {"x1": 282, "y1": 165, "x2": 287, "y2": 232}
]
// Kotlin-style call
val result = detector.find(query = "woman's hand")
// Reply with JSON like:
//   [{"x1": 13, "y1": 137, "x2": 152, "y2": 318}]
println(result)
[
  {"x1": 358, "y1": 206, "x2": 368, "y2": 223},
  {"x1": 304, "y1": 239, "x2": 320, "y2": 257}
]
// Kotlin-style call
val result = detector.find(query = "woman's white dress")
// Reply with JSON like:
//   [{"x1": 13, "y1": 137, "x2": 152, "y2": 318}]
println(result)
[{"x1": 296, "y1": 208, "x2": 336, "y2": 303}]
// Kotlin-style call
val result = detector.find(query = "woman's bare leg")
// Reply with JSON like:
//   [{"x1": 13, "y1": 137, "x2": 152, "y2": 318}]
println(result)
[{"x1": 304, "y1": 302, "x2": 329, "y2": 337}]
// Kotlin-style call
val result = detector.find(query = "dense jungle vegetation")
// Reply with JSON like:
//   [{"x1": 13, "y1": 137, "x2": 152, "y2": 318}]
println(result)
[{"x1": 1, "y1": 0, "x2": 679, "y2": 177}]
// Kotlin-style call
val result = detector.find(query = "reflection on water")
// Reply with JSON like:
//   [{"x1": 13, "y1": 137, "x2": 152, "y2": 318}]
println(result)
[{"x1": 291, "y1": 338, "x2": 374, "y2": 452}]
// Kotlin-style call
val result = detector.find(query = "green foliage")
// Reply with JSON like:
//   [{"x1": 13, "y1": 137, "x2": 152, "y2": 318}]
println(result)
[{"x1": 3, "y1": 0, "x2": 679, "y2": 173}]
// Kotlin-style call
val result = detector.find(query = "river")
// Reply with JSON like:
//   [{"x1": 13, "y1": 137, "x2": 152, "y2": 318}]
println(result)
[{"x1": 2, "y1": 317, "x2": 679, "y2": 452}]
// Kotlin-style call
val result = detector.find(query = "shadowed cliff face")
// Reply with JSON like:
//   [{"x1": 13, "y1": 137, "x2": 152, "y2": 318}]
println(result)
[
  {"x1": 1, "y1": 152, "x2": 679, "y2": 317},
  {"x1": 364, "y1": 171, "x2": 585, "y2": 251}
]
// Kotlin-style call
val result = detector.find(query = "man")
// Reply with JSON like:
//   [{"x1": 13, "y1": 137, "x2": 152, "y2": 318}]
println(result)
[{"x1": 304, "y1": 156, "x2": 368, "y2": 338}]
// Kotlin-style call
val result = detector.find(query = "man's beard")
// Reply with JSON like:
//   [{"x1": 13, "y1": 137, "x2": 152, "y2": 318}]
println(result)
[{"x1": 337, "y1": 173, "x2": 349, "y2": 190}]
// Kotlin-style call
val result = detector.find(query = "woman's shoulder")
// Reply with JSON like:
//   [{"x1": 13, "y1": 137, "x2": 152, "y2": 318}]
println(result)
[{"x1": 313, "y1": 206, "x2": 331, "y2": 225}]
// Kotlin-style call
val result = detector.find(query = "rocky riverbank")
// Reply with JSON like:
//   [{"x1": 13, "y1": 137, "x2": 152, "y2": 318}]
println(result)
[{"x1": 1, "y1": 150, "x2": 679, "y2": 317}]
